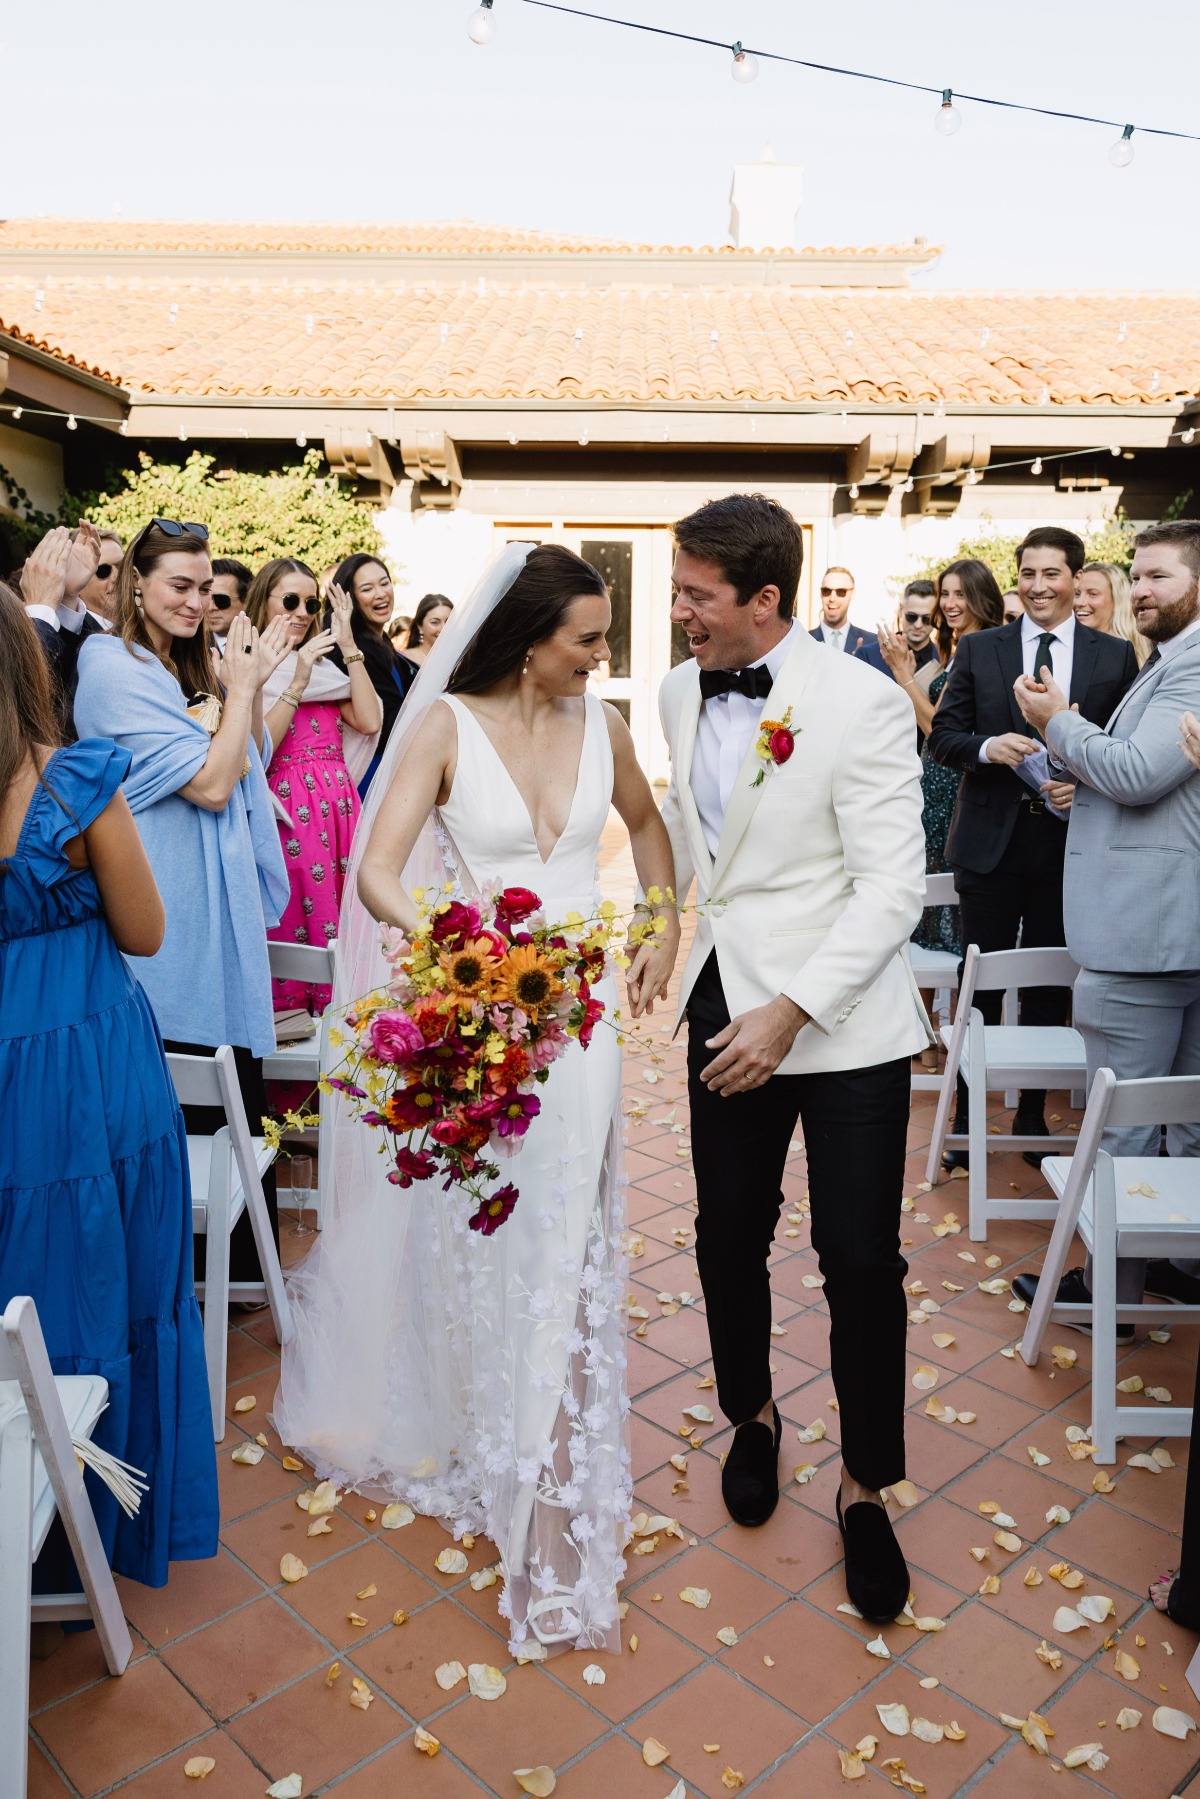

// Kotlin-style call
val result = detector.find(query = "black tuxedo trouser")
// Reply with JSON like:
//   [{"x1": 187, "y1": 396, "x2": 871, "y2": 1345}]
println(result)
[
  {"x1": 685, "y1": 953, "x2": 909, "y2": 1492},
  {"x1": 952, "y1": 805, "x2": 1071, "y2": 1119}
]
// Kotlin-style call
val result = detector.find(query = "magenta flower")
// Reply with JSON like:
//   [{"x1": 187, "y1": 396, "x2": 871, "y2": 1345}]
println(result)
[
  {"x1": 389, "y1": 1145, "x2": 438, "y2": 1187},
  {"x1": 468, "y1": 1183, "x2": 519, "y2": 1234},
  {"x1": 496, "y1": 1092, "x2": 541, "y2": 1139}
]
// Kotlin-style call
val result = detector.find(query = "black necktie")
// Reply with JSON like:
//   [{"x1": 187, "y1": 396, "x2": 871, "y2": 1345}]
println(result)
[
  {"x1": 1034, "y1": 632, "x2": 1057, "y2": 682},
  {"x1": 1143, "y1": 646, "x2": 1162, "y2": 672},
  {"x1": 699, "y1": 664, "x2": 774, "y2": 702}
]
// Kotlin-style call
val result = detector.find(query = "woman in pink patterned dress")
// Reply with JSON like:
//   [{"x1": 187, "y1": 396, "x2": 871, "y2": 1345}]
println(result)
[{"x1": 246, "y1": 559, "x2": 381, "y2": 1013}]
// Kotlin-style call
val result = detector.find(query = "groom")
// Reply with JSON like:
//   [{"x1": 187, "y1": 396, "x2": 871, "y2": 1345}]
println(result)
[{"x1": 658, "y1": 494, "x2": 929, "y2": 1620}]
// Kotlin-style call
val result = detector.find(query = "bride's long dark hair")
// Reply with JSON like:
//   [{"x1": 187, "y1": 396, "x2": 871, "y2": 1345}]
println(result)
[{"x1": 446, "y1": 545, "x2": 606, "y2": 695}]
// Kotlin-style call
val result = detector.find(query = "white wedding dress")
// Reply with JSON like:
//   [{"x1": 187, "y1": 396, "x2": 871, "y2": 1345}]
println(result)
[{"x1": 274, "y1": 688, "x2": 632, "y2": 1657}]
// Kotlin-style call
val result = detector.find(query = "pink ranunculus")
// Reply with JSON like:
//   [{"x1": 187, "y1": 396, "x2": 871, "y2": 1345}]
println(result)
[
  {"x1": 429, "y1": 1117, "x2": 466, "y2": 1147},
  {"x1": 367, "y1": 1009, "x2": 426, "y2": 1066},
  {"x1": 768, "y1": 727, "x2": 795, "y2": 766}
]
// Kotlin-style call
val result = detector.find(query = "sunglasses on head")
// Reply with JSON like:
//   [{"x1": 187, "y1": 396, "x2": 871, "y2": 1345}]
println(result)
[
  {"x1": 150, "y1": 517, "x2": 209, "y2": 541},
  {"x1": 820, "y1": 585, "x2": 851, "y2": 599},
  {"x1": 280, "y1": 593, "x2": 322, "y2": 616}
]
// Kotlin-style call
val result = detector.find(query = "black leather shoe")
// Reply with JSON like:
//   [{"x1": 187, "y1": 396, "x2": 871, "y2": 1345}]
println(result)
[
  {"x1": 836, "y1": 1489, "x2": 911, "y2": 1624},
  {"x1": 1145, "y1": 1260, "x2": 1200, "y2": 1305},
  {"x1": 721, "y1": 1404, "x2": 781, "y2": 1527},
  {"x1": 1016, "y1": 1114, "x2": 1050, "y2": 1170},
  {"x1": 1011, "y1": 1266, "x2": 1134, "y2": 1342},
  {"x1": 941, "y1": 1147, "x2": 969, "y2": 1173}
]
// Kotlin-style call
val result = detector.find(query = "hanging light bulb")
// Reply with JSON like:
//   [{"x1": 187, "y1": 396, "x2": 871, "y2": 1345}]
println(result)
[
  {"x1": 177, "y1": 424, "x2": 188, "y2": 442},
  {"x1": 1148, "y1": 368, "x2": 1162, "y2": 396},
  {"x1": 730, "y1": 40, "x2": 759, "y2": 82},
  {"x1": 11, "y1": 405, "x2": 21, "y2": 421},
  {"x1": 1031, "y1": 457, "x2": 1043, "y2": 476},
  {"x1": 902, "y1": 477, "x2": 914, "y2": 495},
  {"x1": 66, "y1": 414, "x2": 77, "y2": 431},
  {"x1": 119, "y1": 420, "x2": 128, "y2": 436},
  {"x1": 1110, "y1": 443, "x2": 1123, "y2": 457},
  {"x1": 578, "y1": 433, "x2": 589, "y2": 446},
  {"x1": 1109, "y1": 124, "x2": 1134, "y2": 168},
  {"x1": 295, "y1": 433, "x2": 307, "y2": 447},
  {"x1": 466, "y1": 0, "x2": 496, "y2": 45},
  {"x1": 935, "y1": 89, "x2": 962, "y2": 136},
  {"x1": 1183, "y1": 427, "x2": 1196, "y2": 445},
  {"x1": 849, "y1": 483, "x2": 860, "y2": 500}
]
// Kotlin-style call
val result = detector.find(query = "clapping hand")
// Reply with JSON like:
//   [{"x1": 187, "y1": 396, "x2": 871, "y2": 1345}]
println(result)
[
  {"x1": 325, "y1": 581, "x2": 356, "y2": 651},
  {"x1": 256, "y1": 614, "x2": 294, "y2": 684},
  {"x1": 64, "y1": 521, "x2": 103, "y2": 598},
  {"x1": 1181, "y1": 712, "x2": 1200, "y2": 773},
  {"x1": 876, "y1": 620, "x2": 917, "y2": 684},
  {"x1": 222, "y1": 612, "x2": 261, "y2": 695},
  {"x1": 1013, "y1": 666, "x2": 1074, "y2": 736},
  {"x1": 21, "y1": 527, "x2": 73, "y2": 611}
]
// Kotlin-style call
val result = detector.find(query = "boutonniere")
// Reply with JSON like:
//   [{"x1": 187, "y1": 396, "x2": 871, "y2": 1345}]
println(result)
[{"x1": 751, "y1": 707, "x2": 797, "y2": 787}]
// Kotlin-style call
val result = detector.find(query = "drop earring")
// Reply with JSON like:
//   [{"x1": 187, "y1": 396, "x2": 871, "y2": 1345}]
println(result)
[
  {"x1": 134, "y1": 587, "x2": 145, "y2": 617},
  {"x1": 521, "y1": 654, "x2": 530, "y2": 676}
]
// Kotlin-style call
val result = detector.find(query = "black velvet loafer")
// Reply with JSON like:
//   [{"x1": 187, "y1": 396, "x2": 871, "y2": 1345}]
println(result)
[
  {"x1": 836, "y1": 1489, "x2": 911, "y2": 1624},
  {"x1": 721, "y1": 1403, "x2": 782, "y2": 1527}
]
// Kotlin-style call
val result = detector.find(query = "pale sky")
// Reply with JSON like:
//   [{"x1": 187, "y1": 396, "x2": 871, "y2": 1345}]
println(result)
[{"x1": 7, "y1": 0, "x2": 1199, "y2": 289}]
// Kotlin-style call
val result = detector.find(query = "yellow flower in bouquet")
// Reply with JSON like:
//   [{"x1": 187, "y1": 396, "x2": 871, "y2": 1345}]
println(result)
[{"x1": 493, "y1": 944, "x2": 564, "y2": 1017}]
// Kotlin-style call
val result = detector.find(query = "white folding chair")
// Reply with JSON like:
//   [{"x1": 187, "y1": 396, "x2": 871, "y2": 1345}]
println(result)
[
  {"x1": 167, "y1": 1046, "x2": 292, "y2": 1441},
  {"x1": 0, "y1": 1296, "x2": 132, "y2": 1796},
  {"x1": 909, "y1": 873, "x2": 961, "y2": 1095},
  {"x1": 263, "y1": 939, "x2": 337, "y2": 1229},
  {"x1": 1020, "y1": 1068, "x2": 1200, "y2": 1462},
  {"x1": 925, "y1": 944, "x2": 1086, "y2": 1241}
]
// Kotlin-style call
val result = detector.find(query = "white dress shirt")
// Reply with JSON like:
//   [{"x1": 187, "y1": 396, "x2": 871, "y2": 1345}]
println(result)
[
  {"x1": 979, "y1": 610, "x2": 1077, "y2": 764},
  {"x1": 1154, "y1": 613, "x2": 1200, "y2": 664},
  {"x1": 24, "y1": 599, "x2": 112, "y2": 633},
  {"x1": 690, "y1": 623, "x2": 796, "y2": 857}
]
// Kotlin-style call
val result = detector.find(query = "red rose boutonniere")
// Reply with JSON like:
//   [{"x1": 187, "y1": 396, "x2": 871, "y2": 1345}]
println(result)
[{"x1": 751, "y1": 706, "x2": 797, "y2": 787}]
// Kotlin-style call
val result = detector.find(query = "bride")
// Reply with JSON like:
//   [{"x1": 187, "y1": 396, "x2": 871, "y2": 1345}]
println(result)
[{"x1": 273, "y1": 543, "x2": 679, "y2": 1656}]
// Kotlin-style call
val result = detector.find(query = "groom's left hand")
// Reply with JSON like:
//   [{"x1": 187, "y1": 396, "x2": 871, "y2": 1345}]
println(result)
[{"x1": 701, "y1": 995, "x2": 808, "y2": 1095}]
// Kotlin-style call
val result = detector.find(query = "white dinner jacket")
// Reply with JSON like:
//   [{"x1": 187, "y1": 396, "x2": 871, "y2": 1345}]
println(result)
[{"x1": 659, "y1": 628, "x2": 931, "y2": 1075}]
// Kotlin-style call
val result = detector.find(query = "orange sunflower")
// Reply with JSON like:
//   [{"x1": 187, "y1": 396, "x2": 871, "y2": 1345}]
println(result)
[
  {"x1": 437, "y1": 936, "x2": 502, "y2": 1001},
  {"x1": 494, "y1": 944, "x2": 563, "y2": 1017}
]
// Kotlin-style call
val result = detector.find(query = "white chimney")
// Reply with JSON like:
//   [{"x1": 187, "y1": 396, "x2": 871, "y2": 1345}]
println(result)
[{"x1": 728, "y1": 146, "x2": 804, "y2": 250}]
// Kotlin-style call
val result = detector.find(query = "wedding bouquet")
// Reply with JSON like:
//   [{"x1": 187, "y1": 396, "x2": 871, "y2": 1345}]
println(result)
[{"x1": 324, "y1": 883, "x2": 623, "y2": 1233}]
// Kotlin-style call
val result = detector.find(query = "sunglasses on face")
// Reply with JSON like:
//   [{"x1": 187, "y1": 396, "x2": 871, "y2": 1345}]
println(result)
[
  {"x1": 94, "y1": 562, "x2": 115, "y2": 581},
  {"x1": 280, "y1": 593, "x2": 322, "y2": 616},
  {"x1": 903, "y1": 610, "x2": 930, "y2": 624},
  {"x1": 150, "y1": 517, "x2": 209, "y2": 540},
  {"x1": 210, "y1": 593, "x2": 234, "y2": 611},
  {"x1": 820, "y1": 586, "x2": 851, "y2": 599}
]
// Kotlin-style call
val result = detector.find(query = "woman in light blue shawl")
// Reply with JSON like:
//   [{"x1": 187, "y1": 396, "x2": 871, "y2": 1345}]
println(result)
[{"x1": 75, "y1": 520, "x2": 291, "y2": 1281}]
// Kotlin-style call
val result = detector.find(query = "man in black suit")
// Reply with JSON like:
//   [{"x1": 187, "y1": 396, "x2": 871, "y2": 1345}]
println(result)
[
  {"x1": 19, "y1": 523, "x2": 108, "y2": 738},
  {"x1": 929, "y1": 527, "x2": 1138, "y2": 1162},
  {"x1": 809, "y1": 565, "x2": 878, "y2": 658}
]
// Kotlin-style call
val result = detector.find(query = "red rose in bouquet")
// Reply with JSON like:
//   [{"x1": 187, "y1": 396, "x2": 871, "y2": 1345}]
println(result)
[
  {"x1": 494, "y1": 886, "x2": 541, "y2": 929},
  {"x1": 367, "y1": 1010, "x2": 425, "y2": 1066}
]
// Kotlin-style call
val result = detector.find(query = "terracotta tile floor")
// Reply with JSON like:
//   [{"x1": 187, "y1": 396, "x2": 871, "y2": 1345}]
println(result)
[{"x1": 28, "y1": 822, "x2": 1200, "y2": 1796}]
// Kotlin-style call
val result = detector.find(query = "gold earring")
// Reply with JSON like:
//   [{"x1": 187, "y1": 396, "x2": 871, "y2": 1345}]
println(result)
[{"x1": 134, "y1": 587, "x2": 145, "y2": 616}]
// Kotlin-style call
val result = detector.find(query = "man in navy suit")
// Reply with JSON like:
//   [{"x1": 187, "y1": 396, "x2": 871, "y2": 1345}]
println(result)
[{"x1": 809, "y1": 566, "x2": 878, "y2": 658}]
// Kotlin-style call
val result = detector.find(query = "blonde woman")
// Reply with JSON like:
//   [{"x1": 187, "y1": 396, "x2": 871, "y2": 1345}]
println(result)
[{"x1": 1075, "y1": 561, "x2": 1150, "y2": 667}]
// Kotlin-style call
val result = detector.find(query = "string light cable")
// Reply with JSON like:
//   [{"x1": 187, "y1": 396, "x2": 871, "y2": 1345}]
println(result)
[{"x1": 470, "y1": 0, "x2": 1197, "y2": 162}]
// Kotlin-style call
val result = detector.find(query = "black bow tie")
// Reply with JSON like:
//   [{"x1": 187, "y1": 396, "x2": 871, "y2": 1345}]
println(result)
[{"x1": 699, "y1": 664, "x2": 774, "y2": 702}]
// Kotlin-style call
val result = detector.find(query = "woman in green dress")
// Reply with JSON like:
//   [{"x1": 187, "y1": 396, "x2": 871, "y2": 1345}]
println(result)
[{"x1": 876, "y1": 559, "x2": 1005, "y2": 1037}]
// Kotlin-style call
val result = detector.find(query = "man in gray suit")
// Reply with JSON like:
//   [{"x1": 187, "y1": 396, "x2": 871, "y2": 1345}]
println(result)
[{"x1": 1010, "y1": 519, "x2": 1200, "y2": 1319}]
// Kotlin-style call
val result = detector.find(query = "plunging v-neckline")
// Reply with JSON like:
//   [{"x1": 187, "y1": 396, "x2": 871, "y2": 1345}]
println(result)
[{"x1": 452, "y1": 696, "x2": 590, "y2": 866}]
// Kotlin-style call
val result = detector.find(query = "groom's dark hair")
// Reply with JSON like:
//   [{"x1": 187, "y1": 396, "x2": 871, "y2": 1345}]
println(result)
[{"x1": 673, "y1": 493, "x2": 802, "y2": 619}]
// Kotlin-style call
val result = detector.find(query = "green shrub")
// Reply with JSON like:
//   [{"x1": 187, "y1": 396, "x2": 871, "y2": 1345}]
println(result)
[
  {"x1": 70, "y1": 450, "x2": 381, "y2": 569},
  {"x1": 895, "y1": 512, "x2": 1138, "y2": 598}
]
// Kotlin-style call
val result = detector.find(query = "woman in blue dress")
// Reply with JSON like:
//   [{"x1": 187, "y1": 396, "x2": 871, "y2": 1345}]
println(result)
[
  {"x1": 74, "y1": 520, "x2": 291, "y2": 1284},
  {"x1": 0, "y1": 584, "x2": 217, "y2": 1586}
]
